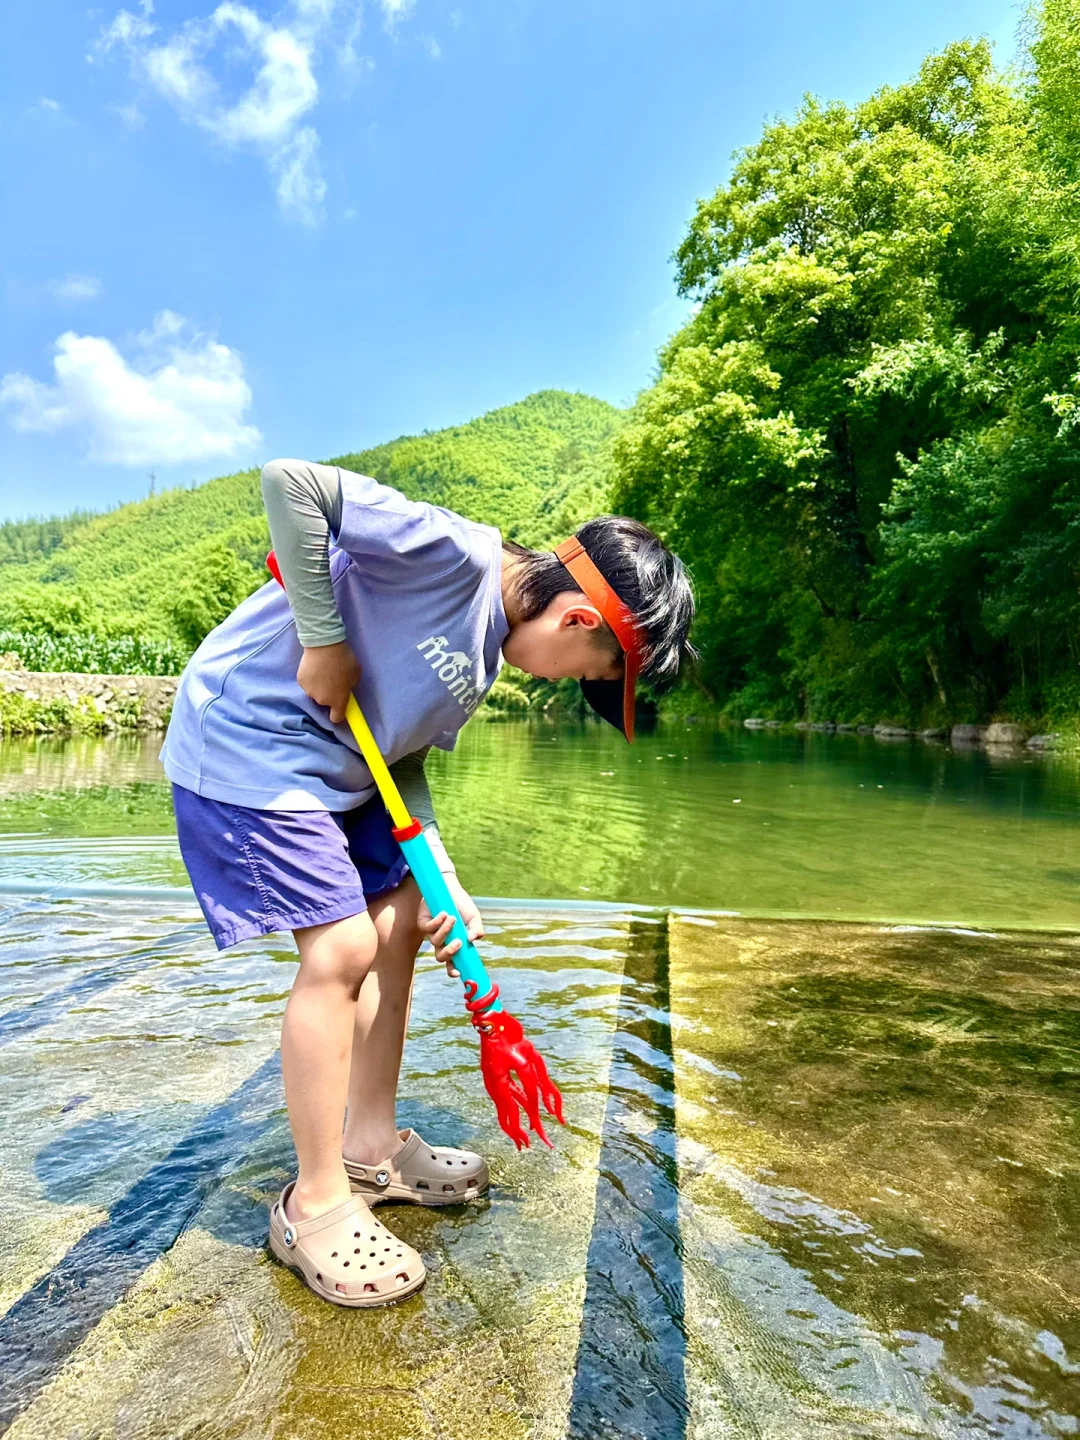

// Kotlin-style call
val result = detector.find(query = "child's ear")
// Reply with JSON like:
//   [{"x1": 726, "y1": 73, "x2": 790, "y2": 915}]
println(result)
[{"x1": 560, "y1": 603, "x2": 604, "y2": 632}]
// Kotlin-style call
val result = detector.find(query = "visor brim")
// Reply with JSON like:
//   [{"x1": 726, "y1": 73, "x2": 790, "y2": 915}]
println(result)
[{"x1": 580, "y1": 654, "x2": 639, "y2": 743}]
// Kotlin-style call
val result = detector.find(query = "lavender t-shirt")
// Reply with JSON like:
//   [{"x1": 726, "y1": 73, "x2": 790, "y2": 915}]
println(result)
[{"x1": 161, "y1": 468, "x2": 507, "y2": 811}]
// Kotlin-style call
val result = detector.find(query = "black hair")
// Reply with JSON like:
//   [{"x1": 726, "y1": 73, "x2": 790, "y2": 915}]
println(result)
[{"x1": 504, "y1": 516, "x2": 696, "y2": 690}]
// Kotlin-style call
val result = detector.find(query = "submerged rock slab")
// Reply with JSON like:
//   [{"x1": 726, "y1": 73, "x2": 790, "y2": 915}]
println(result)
[
  {"x1": 669, "y1": 915, "x2": 1080, "y2": 1440},
  {"x1": 0, "y1": 906, "x2": 630, "y2": 1440}
]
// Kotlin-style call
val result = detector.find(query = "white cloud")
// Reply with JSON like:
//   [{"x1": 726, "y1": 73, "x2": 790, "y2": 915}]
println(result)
[
  {"x1": 96, "y1": 0, "x2": 330, "y2": 221},
  {"x1": 110, "y1": 100, "x2": 145, "y2": 127},
  {"x1": 49, "y1": 275, "x2": 103, "y2": 303},
  {"x1": 34, "y1": 96, "x2": 77, "y2": 125},
  {"x1": 338, "y1": 2, "x2": 370, "y2": 77},
  {"x1": 421, "y1": 33, "x2": 440, "y2": 59},
  {"x1": 0, "y1": 313, "x2": 260, "y2": 466},
  {"x1": 93, "y1": 0, "x2": 156, "y2": 55},
  {"x1": 270, "y1": 125, "x2": 326, "y2": 213},
  {"x1": 292, "y1": 0, "x2": 338, "y2": 22},
  {"x1": 141, "y1": 28, "x2": 215, "y2": 111},
  {"x1": 207, "y1": 8, "x2": 319, "y2": 146},
  {"x1": 136, "y1": 309, "x2": 186, "y2": 343},
  {"x1": 94, "y1": 0, "x2": 428, "y2": 217},
  {"x1": 380, "y1": 0, "x2": 414, "y2": 26}
]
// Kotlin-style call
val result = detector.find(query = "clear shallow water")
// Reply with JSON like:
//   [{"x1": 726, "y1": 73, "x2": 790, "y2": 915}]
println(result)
[
  {"x1": 0, "y1": 723, "x2": 1078, "y2": 1438},
  {"x1": 3, "y1": 720, "x2": 1080, "y2": 925}
]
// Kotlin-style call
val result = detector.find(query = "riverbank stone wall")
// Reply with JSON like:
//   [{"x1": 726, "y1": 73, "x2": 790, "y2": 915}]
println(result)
[
  {"x1": 742, "y1": 715, "x2": 1060, "y2": 749},
  {"x1": 0, "y1": 668, "x2": 177, "y2": 732}
]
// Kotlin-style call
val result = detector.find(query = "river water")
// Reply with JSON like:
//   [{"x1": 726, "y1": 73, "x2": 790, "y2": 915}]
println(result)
[
  {"x1": 4, "y1": 719, "x2": 1080, "y2": 926},
  {"x1": 0, "y1": 721, "x2": 1077, "y2": 1439}
]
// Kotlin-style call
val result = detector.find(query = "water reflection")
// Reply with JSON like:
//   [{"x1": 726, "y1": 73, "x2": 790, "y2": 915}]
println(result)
[{"x1": 3, "y1": 721, "x2": 1080, "y2": 926}]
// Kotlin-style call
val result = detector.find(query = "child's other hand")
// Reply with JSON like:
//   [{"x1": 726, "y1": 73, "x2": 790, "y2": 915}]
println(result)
[
  {"x1": 418, "y1": 876, "x2": 484, "y2": 979},
  {"x1": 297, "y1": 642, "x2": 362, "y2": 724}
]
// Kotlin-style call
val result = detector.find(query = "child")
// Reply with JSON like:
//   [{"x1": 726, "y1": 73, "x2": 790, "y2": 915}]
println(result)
[{"x1": 161, "y1": 458, "x2": 693, "y2": 1307}]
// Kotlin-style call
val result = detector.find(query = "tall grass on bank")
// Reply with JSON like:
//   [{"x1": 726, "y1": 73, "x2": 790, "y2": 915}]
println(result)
[{"x1": 0, "y1": 631, "x2": 188, "y2": 676}]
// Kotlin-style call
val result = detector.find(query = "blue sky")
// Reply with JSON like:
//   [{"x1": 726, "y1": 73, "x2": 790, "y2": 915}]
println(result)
[{"x1": 1, "y1": 0, "x2": 1021, "y2": 522}]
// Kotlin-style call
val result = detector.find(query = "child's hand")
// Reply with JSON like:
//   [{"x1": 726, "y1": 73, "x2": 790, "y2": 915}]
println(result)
[
  {"x1": 418, "y1": 876, "x2": 484, "y2": 979},
  {"x1": 297, "y1": 641, "x2": 362, "y2": 724}
]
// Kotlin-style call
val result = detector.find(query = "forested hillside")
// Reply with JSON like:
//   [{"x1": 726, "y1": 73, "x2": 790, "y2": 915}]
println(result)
[
  {"x1": 0, "y1": 390, "x2": 621, "y2": 670},
  {"x1": 615, "y1": 0, "x2": 1080, "y2": 728},
  {"x1": 0, "y1": 512, "x2": 98, "y2": 567}
]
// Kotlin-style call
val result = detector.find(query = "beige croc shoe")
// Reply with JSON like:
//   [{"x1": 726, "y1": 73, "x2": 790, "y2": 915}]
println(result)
[
  {"x1": 345, "y1": 1129, "x2": 489, "y2": 1207},
  {"x1": 268, "y1": 1182, "x2": 426, "y2": 1307}
]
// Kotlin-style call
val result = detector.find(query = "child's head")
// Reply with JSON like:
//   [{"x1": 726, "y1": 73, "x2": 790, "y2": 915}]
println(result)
[{"x1": 502, "y1": 516, "x2": 694, "y2": 741}]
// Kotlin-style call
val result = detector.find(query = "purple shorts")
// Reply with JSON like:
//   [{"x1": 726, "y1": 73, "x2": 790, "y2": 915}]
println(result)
[{"x1": 172, "y1": 784, "x2": 410, "y2": 950}]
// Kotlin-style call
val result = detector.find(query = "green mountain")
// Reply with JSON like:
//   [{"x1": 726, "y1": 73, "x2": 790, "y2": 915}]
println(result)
[{"x1": 0, "y1": 390, "x2": 622, "y2": 661}]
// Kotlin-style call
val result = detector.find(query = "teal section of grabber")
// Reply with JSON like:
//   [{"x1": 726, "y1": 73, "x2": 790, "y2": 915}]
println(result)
[{"x1": 397, "y1": 830, "x2": 503, "y2": 1013}]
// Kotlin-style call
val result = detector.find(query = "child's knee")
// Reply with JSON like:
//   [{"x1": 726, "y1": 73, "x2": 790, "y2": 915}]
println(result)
[{"x1": 298, "y1": 916, "x2": 378, "y2": 995}]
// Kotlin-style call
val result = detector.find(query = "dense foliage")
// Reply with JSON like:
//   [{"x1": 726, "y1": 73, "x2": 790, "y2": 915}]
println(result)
[
  {"x1": 614, "y1": 1, "x2": 1080, "y2": 726},
  {"x1": 0, "y1": 630, "x2": 184, "y2": 676},
  {"x1": 0, "y1": 391, "x2": 621, "y2": 670},
  {"x1": 0, "y1": 471, "x2": 269, "y2": 661},
  {"x1": 0, "y1": 512, "x2": 97, "y2": 567}
]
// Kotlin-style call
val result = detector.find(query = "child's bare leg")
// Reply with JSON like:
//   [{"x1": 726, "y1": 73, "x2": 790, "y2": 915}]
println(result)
[
  {"x1": 284, "y1": 911, "x2": 379, "y2": 1222},
  {"x1": 342, "y1": 876, "x2": 425, "y2": 1164}
]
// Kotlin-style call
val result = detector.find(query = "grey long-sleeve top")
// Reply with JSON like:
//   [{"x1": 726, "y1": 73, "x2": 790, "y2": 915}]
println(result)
[{"x1": 261, "y1": 463, "x2": 455, "y2": 875}]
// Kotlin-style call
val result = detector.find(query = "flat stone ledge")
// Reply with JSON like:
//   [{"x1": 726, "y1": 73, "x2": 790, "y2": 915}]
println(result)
[{"x1": 735, "y1": 716, "x2": 1064, "y2": 752}]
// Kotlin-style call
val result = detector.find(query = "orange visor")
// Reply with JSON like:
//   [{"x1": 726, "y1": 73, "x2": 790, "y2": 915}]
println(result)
[{"x1": 554, "y1": 536, "x2": 644, "y2": 743}]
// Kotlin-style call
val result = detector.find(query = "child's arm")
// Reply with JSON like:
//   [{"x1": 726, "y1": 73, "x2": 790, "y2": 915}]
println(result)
[
  {"x1": 261, "y1": 460, "x2": 358, "y2": 723},
  {"x1": 388, "y1": 747, "x2": 455, "y2": 875}
]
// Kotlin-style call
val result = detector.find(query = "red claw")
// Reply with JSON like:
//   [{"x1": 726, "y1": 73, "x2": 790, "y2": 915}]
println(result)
[{"x1": 464, "y1": 981, "x2": 566, "y2": 1149}]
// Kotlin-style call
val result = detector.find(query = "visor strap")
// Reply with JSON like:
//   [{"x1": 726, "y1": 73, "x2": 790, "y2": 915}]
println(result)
[{"x1": 553, "y1": 537, "x2": 643, "y2": 658}]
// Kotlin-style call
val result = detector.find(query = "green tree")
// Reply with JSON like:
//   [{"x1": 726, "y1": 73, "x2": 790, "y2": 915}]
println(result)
[
  {"x1": 0, "y1": 584, "x2": 92, "y2": 637},
  {"x1": 615, "y1": 11, "x2": 1080, "y2": 725},
  {"x1": 169, "y1": 541, "x2": 263, "y2": 650}
]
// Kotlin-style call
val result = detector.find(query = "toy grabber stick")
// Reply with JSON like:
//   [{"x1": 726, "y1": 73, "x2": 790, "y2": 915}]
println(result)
[{"x1": 267, "y1": 551, "x2": 565, "y2": 1150}]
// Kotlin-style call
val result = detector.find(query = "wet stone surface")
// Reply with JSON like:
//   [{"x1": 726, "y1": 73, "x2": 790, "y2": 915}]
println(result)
[
  {"x1": 0, "y1": 901, "x2": 626, "y2": 1439},
  {"x1": 0, "y1": 869, "x2": 1078, "y2": 1435}
]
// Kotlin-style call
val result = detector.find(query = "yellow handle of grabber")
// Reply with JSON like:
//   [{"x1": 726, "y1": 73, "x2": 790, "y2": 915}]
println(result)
[{"x1": 342, "y1": 695, "x2": 413, "y2": 831}]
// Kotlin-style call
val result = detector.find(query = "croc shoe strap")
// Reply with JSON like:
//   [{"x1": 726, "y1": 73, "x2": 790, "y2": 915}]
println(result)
[{"x1": 276, "y1": 1183, "x2": 372, "y2": 1247}]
